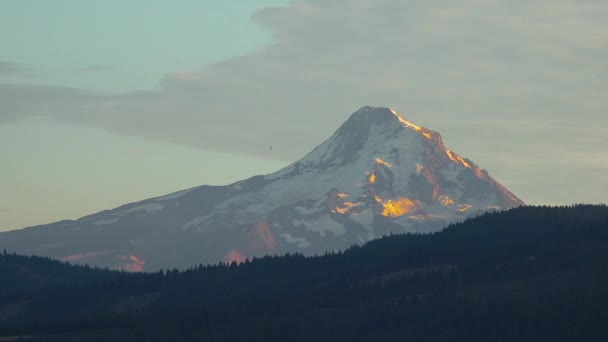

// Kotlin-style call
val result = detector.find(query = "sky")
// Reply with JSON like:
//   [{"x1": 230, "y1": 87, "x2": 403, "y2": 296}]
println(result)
[{"x1": 1, "y1": 0, "x2": 607, "y2": 231}]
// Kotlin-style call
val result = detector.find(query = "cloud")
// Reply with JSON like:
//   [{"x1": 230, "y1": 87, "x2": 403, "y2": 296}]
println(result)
[
  {"x1": 74, "y1": 65, "x2": 118, "y2": 72},
  {"x1": 0, "y1": 62, "x2": 36, "y2": 78},
  {"x1": 0, "y1": 0, "x2": 606, "y2": 204},
  {"x1": 0, "y1": 83, "x2": 94, "y2": 123}
]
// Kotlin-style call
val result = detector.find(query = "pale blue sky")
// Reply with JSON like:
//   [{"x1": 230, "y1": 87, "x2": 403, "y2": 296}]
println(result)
[
  {"x1": 1, "y1": 0, "x2": 607, "y2": 231},
  {"x1": 1, "y1": 0, "x2": 288, "y2": 230},
  {"x1": 0, "y1": 0, "x2": 285, "y2": 92},
  {"x1": 0, "y1": 120, "x2": 287, "y2": 230}
]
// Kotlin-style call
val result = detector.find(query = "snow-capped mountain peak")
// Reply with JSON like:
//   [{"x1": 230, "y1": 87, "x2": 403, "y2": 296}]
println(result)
[{"x1": 0, "y1": 107, "x2": 524, "y2": 271}]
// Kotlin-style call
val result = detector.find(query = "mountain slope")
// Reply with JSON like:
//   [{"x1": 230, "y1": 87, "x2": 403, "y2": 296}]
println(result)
[{"x1": 0, "y1": 107, "x2": 523, "y2": 270}]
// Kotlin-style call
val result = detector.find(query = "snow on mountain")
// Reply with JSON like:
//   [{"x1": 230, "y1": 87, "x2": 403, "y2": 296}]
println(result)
[{"x1": 0, "y1": 107, "x2": 524, "y2": 271}]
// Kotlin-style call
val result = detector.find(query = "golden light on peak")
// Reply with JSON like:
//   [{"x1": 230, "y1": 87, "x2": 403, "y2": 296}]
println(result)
[
  {"x1": 374, "y1": 195, "x2": 421, "y2": 218},
  {"x1": 390, "y1": 109, "x2": 432, "y2": 140},
  {"x1": 446, "y1": 150, "x2": 472, "y2": 169},
  {"x1": 368, "y1": 172, "x2": 376, "y2": 184},
  {"x1": 438, "y1": 195, "x2": 455, "y2": 207},
  {"x1": 458, "y1": 204, "x2": 473, "y2": 212},
  {"x1": 375, "y1": 158, "x2": 392, "y2": 168},
  {"x1": 327, "y1": 191, "x2": 363, "y2": 215},
  {"x1": 332, "y1": 201, "x2": 363, "y2": 214}
]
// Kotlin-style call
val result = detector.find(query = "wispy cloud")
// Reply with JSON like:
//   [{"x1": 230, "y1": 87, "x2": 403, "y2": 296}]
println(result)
[
  {"x1": 0, "y1": 62, "x2": 36, "y2": 78},
  {"x1": 74, "y1": 65, "x2": 118, "y2": 73},
  {"x1": 0, "y1": 83, "x2": 92, "y2": 123},
  {"x1": 0, "y1": 0, "x2": 606, "y2": 204}
]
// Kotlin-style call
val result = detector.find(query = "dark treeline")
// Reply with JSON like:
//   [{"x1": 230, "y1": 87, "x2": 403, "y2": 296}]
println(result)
[
  {"x1": 0, "y1": 251, "x2": 120, "y2": 298},
  {"x1": 1, "y1": 204, "x2": 608, "y2": 341}
]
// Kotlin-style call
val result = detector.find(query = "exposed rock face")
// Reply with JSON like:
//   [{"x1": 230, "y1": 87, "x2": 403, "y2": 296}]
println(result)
[{"x1": 0, "y1": 107, "x2": 524, "y2": 270}]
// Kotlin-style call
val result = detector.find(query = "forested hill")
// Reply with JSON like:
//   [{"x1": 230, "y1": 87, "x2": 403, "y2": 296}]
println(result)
[
  {"x1": 0, "y1": 252, "x2": 120, "y2": 297},
  {"x1": 1, "y1": 205, "x2": 608, "y2": 342}
]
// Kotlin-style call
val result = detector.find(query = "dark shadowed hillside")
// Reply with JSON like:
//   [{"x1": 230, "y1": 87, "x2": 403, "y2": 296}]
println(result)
[
  {"x1": 1, "y1": 205, "x2": 608, "y2": 341},
  {"x1": 0, "y1": 252, "x2": 119, "y2": 297}
]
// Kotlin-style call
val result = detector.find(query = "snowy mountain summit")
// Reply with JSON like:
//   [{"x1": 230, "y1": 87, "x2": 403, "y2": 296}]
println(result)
[{"x1": 0, "y1": 107, "x2": 524, "y2": 270}]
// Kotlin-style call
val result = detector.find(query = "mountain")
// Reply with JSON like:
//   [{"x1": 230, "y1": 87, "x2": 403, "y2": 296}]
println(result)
[
  {"x1": 1, "y1": 205, "x2": 608, "y2": 341},
  {"x1": 0, "y1": 106, "x2": 523, "y2": 270}
]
